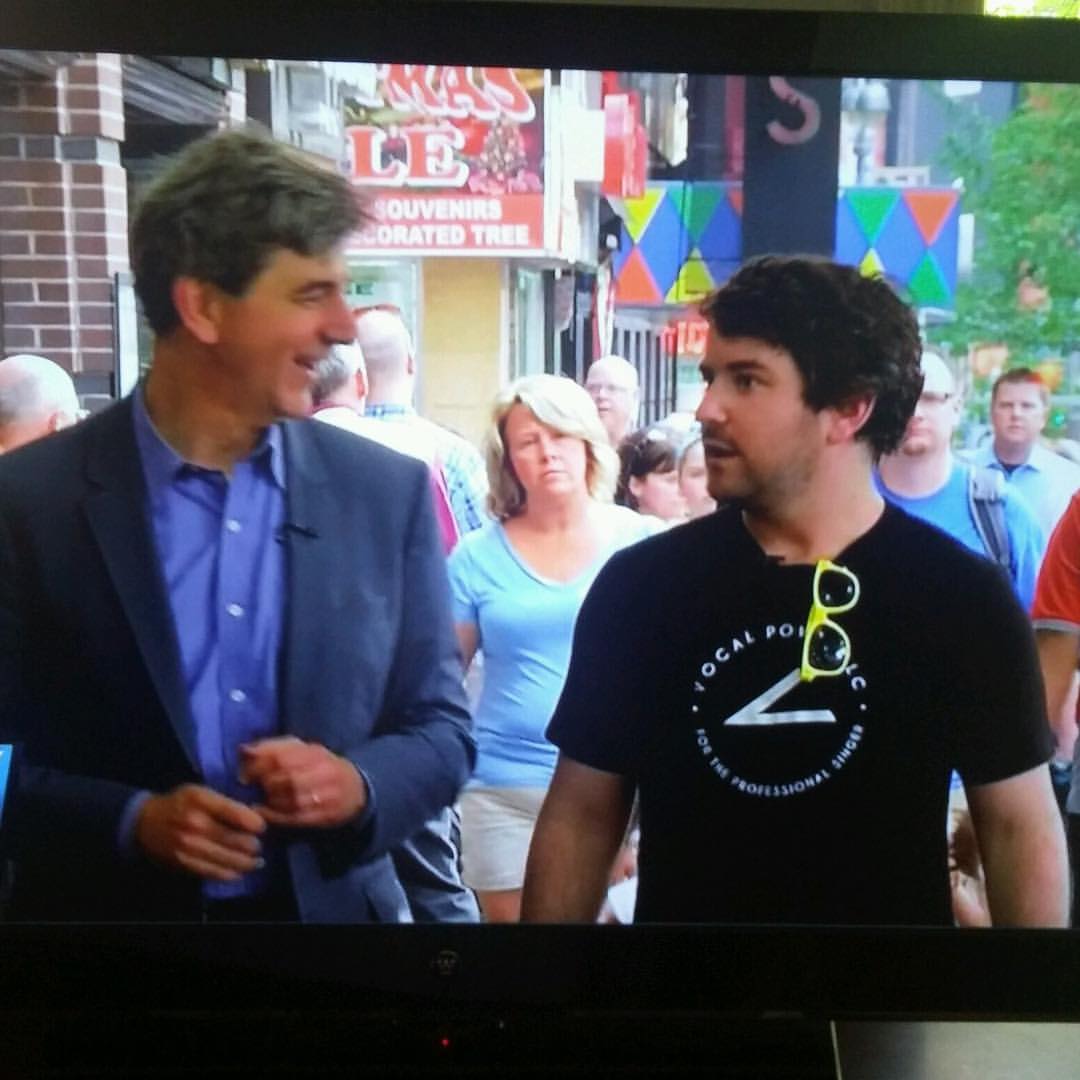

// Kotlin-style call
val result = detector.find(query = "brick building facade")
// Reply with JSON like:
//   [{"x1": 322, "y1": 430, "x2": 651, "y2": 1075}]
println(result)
[{"x1": 1, "y1": 51, "x2": 236, "y2": 401}]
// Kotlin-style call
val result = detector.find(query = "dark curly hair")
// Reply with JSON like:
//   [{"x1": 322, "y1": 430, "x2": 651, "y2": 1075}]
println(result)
[
  {"x1": 131, "y1": 129, "x2": 364, "y2": 336},
  {"x1": 700, "y1": 256, "x2": 923, "y2": 458}
]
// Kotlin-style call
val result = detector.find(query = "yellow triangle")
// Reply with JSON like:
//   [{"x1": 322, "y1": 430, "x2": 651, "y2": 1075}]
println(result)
[
  {"x1": 622, "y1": 187, "x2": 665, "y2": 243},
  {"x1": 859, "y1": 248, "x2": 885, "y2": 277},
  {"x1": 667, "y1": 248, "x2": 715, "y2": 303}
]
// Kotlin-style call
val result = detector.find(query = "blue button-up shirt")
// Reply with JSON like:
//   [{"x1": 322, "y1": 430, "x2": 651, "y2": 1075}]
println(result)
[
  {"x1": 131, "y1": 388, "x2": 286, "y2": 900},
  {"x1": 973, "y1": 441, "x2": 1080, "y2": 542}
]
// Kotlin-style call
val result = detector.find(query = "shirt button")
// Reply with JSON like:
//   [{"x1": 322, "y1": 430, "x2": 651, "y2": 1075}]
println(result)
[
  {"x1": 226, "y1": 603, "x2": 244, "y2": 618},
  {"x1": 226, "y1": 519, "x2": 242, "y2": 534},
  {"x1": 229, "y1": 689, "x2": 247, "y2": 704}
]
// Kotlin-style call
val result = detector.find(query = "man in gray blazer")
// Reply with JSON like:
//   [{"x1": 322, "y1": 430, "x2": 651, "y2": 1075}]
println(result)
[{"x1": 0, "y1": 130, "x2": 475, "y2": 923}]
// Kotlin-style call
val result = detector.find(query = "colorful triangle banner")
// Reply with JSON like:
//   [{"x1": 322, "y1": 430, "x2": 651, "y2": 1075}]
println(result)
[
  {"x1": 616, "y1": 245, "x2": 662, "y2": 305},
  {"x1": 908, "y1": 252, "x2": 950, "y2": 306},
  {"x1": 679, "y1": 185, "x2": 726, "y2": 244},
  {"x1": 903, "y1": 190, "x2": 958, "y2": 246},
  {"x1": 621, "y1": 188, "x2": 666, "y2": 244},
  {"x1": 667, "y1": 249, "x2": 716, "y2": 303},
  {"x1": 859, "y1": 248, "x2": 885, "y2": 278},
  {"x1": 847, "y1": 189, "x2": 899, "y2": 245}
]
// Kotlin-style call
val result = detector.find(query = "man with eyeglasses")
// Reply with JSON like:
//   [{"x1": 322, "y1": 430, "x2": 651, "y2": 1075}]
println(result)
[
  {"x1": 877, "y1": 351, "x2": 1045, "y2": 611},
  {"x1": 522, "y1": 255, "x2": 1067, "y2": 927},
  {"x1": 585, "y1": 354, "x2": 639, "y2": 448}
]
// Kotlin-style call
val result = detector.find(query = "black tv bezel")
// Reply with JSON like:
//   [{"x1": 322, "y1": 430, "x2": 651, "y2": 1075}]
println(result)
[
  {"x1": 4, "y1": 0, "x2": 1080, "y2": 1028},
  {"x1": 7, "y1": 0, "x2": 1080, "y2": 83}
]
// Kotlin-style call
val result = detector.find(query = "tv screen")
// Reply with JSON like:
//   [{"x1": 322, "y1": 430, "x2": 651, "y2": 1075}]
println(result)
[{"x1": 4, "y1": 1, "x2": 1080, "y2": 1074}]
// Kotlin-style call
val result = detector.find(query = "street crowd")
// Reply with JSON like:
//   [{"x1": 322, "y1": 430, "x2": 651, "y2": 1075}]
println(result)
[{"x1": 0, "y1": 129, "x2": 1077, "y2": 928}]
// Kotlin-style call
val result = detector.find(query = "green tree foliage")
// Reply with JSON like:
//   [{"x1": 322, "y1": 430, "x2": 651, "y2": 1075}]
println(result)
[
  {"x1": 986, "y1": 0, "x2": 1080, "y2": 16},
  {"x1": 931, "y1": 83, "x2": 1080, "y2": 364}
]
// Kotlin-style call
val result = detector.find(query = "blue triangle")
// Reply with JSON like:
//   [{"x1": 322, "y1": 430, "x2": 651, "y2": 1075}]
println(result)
[
  {"x1": 834, "y1": 193, "x2": 870, "y2": 268},
  {"x1": 928, "y1": 202, "x2": 960, "y2": 302},
  {"x1": 873, "y1": 197, "x2": 926, "y2": 285},
  {"x1": 697, "y1": 192, "x2": 742, "y2": 263},
  {"x1": 635, "y1": 191, "x2": 691, "y2": 301}
]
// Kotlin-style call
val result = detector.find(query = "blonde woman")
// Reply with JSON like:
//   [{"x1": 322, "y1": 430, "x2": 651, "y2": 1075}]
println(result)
[{"x1": 447, "y1": 374, "x2": 655, "y2": 923}]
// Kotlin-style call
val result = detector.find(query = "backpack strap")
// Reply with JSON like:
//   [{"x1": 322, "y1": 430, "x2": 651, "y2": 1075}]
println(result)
[{"x1": 966, "y1": 466, "x2": 1012, "y2": 571}]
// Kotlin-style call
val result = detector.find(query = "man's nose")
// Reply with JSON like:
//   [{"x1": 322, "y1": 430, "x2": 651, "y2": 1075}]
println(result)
[
  {"x1": 696, "y1": 388, "x2": 724, "y2": 425},
  {"x1": 325, "y1": 292, "x2": 357, "y2": 344}
]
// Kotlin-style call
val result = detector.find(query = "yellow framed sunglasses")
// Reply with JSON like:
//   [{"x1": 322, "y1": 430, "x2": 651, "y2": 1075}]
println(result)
[{"x1": 800, "y1": 559, "x2": 860, "y2": 683}]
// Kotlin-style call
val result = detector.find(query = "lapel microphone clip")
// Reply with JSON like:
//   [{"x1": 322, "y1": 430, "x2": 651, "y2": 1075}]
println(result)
[{"x1": 275, "y1": 522, "x2": 319, "y2": 543}]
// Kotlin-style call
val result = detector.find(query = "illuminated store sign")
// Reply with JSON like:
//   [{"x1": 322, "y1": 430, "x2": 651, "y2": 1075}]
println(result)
[{"x1": 346, "y1": 65, "x2": 545, "y2": 254}]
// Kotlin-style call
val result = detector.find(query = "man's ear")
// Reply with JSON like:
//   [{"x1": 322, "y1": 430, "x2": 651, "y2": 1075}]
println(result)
[
  {"x1": 171, "y1": 277, "x2": 224, "y2": 345},
  {"x1": 628, "y1": 474, "x2": 645, "y2": 498},
  {"x1": 826, "y1": 394, "x2": 876, "y2": 446},
  {"x1": 354, "y1": 368, "x2": 368, "y2": 402},
  {"x1": 48, "y1": 410, "x2": 74, "y2": 434}
]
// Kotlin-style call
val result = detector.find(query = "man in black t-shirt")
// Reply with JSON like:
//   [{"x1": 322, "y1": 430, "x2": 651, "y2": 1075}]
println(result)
[{"x1": 521, "y1": 256, "x2": 1068, "y2": 927}]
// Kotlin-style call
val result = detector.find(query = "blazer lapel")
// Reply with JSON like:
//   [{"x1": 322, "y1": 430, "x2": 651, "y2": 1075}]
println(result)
[
  {"x1": 81, "y1": 398, "x2": 200, "y2": 773},
  {"x1": 279, "y1": 421, "x2": 334, "y2": 741}
]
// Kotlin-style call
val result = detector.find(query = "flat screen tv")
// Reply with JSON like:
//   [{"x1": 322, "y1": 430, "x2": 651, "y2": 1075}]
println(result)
[{"x1": 4, "y1": 1, "x2": 1080, "y2": 1075}]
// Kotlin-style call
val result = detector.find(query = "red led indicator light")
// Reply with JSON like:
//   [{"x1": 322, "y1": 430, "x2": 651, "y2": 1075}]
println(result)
[{"x1": 439, "y1": 1037, "x2": 451, "y2": 1049}]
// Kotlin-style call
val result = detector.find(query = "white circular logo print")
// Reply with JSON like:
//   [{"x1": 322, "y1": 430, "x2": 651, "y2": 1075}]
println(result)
[{"x1": 688, "y1": 619, "x2": 870, "y2": 799}]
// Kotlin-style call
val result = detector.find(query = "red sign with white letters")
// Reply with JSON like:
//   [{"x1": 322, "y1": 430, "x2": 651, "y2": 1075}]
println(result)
[{"x1": 345, "y1": 66, "x2": 545, "y2": 254}]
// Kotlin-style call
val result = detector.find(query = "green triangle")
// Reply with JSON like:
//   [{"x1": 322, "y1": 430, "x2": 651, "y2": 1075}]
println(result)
[
  {"x1": 622, "y1": 187, "x2": 665, "y2": 244},
  {"x1": 846, "y1": 189, "x2": 899, "y2": 244},
  {"x1": 668, "y1": 249, "x2": 715, "y2": 303},
  {"x1": 908, "y1": 253, "x2": 950, "y2": 307},
  {"x1": 679, "y1": 183, "x2": 725, "y2": 243}
]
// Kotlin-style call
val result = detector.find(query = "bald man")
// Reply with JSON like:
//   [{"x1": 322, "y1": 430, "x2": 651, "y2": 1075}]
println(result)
[
  {"x1": 354, "y1": 308, "x2": 488, "y2": 535},
  {"x1": 0, "y1": 354, "x2": 81, "y2": 453},
  {"x1": 877, "y1": 350, "x2": 1044, "y2": 610},
  {"x1": 585, "y1": 355, "x2": 639, "y2": 447}
]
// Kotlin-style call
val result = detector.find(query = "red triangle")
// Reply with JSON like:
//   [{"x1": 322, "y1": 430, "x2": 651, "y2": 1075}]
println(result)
[
  {"x1": 616, "y1": 245, "x2": 661, "y2": 305},
  {"x1": 904, "y1": 190, "x2": 958, "y2": 245},
  {"x1": 728, "y1": 187, "x2": 743, "y2": 218}
]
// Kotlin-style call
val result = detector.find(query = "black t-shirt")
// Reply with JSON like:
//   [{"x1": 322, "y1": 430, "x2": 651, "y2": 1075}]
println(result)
[{"x1": 547, "y1": 503, "x2": 1053, "y2": 926}]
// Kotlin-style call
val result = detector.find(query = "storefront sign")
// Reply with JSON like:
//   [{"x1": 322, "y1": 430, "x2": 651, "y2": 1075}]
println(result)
[
  {"x1": 355, "y1": 193, "x2": 544, "y2": 252},
  {"x1": 602, "y1": 92, "x2": 647, "y2": 199},
  {"x1": 665, "y1": 316, "x2": 709, "y2": 360},
  {"x1": 345, "y1": 66, "x2": 546, "y2": 255}
]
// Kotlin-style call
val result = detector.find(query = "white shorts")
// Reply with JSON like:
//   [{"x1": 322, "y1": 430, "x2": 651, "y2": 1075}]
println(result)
[{"x1": 459, "y1": 785, "x2": 547, "y2": 893}]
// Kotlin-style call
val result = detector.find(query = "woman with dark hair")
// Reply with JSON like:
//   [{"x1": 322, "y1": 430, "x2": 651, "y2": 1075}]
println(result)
[{"x1": 616, "y1": 426, "x2": 687, "y2": 522}]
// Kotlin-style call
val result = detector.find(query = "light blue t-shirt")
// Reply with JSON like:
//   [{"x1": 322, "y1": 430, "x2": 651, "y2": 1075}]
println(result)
[
  {"x1": 448, "y1": 507, "x2": 656, "y2": 789},
  {"x1": 876, "y1": 461, "x2": 1045, "y2": 611}
]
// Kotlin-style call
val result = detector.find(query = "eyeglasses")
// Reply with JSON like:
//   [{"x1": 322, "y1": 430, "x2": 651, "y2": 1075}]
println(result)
[
  {"x1": 800, "y1": 559, "x2": 860, "y2": 683},
  {"x1": 918, "y1": 391, "x2": 953, "y2": 408},
  {"x1": 586, "y1": 382, "x2": 634, "y2": 396}
]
